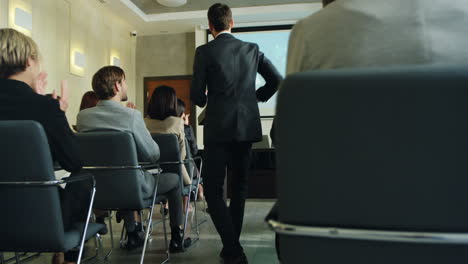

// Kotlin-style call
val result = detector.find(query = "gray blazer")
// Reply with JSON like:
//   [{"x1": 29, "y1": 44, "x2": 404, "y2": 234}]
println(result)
[
  {"x1": 287, "y1": 0, "x2": 468, "y2": 74},
  {"x1": 76, "y1": 100, "x2": 159, "y2": 163}
]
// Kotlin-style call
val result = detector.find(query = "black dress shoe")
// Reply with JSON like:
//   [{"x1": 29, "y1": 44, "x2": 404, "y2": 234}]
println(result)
[
  {"x1": 125, "y1": 229, "x2": 145, "y2": 250},
  {"x1": 169, "y1": 226, "x2": 192, "y2": 253},
  {"x1": 223, "y1": 252, "x2": 248, "y2": 264},
  {"x1": 169, "y1": 237, "x2": 192, "y2": 253}
]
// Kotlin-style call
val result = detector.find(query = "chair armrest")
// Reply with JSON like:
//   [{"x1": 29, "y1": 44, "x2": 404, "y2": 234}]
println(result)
[
  {"x1": 158, "y1": 160, "x2": 189, "y2": 165},
  {"x1": 82, "y1": 165, "x2": 143, "y2": 170},
  {"x1": 267, "y1": 219, "x2": 468, "y2": 245},
  {"x1": 0, "y1": 174, "x2": 95, "y2": 187},
  {"x1": 139, "y1": 162, "x2": 161, "y2": 170},
  {"x1": 61, "y1": 174, "x2": 95, "y2": 186}
]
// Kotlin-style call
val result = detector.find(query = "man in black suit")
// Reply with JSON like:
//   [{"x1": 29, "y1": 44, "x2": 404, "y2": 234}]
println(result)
[{"x1": 190, "y1": 3, "x2": 282, "y2": 263}]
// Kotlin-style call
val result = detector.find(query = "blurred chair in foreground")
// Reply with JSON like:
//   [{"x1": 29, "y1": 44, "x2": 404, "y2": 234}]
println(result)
[{"x1": 269, "y1": 64, "x2": 468, "y2": 263}]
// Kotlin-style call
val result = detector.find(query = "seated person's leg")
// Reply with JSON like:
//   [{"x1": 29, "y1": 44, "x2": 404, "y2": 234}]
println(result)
[
  {"x1": 119, "y1": 171, "x2": 157, "y2": 250},
  {"x1": 120, "y1": 210, "x2": 145, "y2": 249},
  {"x1": 155, "y1": 173, "x2": 192, "y2": 252},
  {"x1": 58, "y1": 173, "x2": 94, "y2": 263},
  {"x1": 93, "y1": 209, "x2": 108, "y2": 235}
]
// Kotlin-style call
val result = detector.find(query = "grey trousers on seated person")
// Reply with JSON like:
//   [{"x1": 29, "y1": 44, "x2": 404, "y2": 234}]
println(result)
[{"x1": 122, "y1": 171, "x2": 183, "y2": 232}]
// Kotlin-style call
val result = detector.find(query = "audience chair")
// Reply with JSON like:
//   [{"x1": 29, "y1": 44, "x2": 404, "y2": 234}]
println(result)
[
  {"x1": 269, "y1": 64, "x2": 468, "y2": 263},
  {"x1": 0, "y1": 120, "x2": 103, "y2": 264},
  {"x1": 184, "y1": 138, "x2": 207, "y2": 232},
  {"x1": 76, "y1": 131, "x2": 168, "y2": 264},
  {"x1": 151, "y1": 134, "x2": 200, "y2": 245}
]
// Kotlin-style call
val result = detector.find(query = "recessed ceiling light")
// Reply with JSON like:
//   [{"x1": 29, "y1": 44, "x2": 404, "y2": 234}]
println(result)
[{"x1": 156, "y1": 0, "x2": 187, "y2": 8}]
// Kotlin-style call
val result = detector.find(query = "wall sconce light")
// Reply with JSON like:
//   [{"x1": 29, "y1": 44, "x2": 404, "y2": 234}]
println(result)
[
  {"x1": 111, "y1": 56, "x2": 121, "y2": 67},
  {"x1": 70, "y1": 49, "x2": 86, "y2": 77},
  {"x1": 74, "y1": 51, "x2": 86, "y2": 68},
  {"x1": 14, "y1": 7, "x2": 32, "y2": 31}
]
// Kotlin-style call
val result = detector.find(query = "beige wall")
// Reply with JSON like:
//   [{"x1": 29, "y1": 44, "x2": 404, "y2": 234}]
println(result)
[
  {"x1": 135, "y1": 32, "x2": 195, "y2": 114},
  {"x1": 0, "y1": 0, "x2": 137, "y2": 125}
]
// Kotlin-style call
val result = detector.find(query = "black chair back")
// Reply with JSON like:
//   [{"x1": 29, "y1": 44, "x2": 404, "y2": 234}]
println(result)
[
  {"x1": 76, "y1": 131, "x2": 151, "y2": 210},
  {"x1": 276, "y1": 64, "x2": 468, "y2": 263},
  {"x1": 0, "y1": 120, "x2": 65, "y2": 252},
  {"x1": 151, "y1": 133, "x2": 181, "y2": 172}
]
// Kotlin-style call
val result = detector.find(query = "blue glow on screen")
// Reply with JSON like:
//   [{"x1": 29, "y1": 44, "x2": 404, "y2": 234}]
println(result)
[{"x1": 234, "y1": 30, "x2": 290, "y2": 116}]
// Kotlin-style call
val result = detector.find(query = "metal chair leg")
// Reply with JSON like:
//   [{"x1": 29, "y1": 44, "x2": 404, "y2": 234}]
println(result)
[
  {"x1": 194, "y1": 193, "x2": 200, "y2": 237},
  {"x1": 14, "y1": 253, "x2": 19, "y2": 264},
  {"x1": 120, "y1": 225, "x2": 126, "y2": 249},
  {"x1": 0, "y1": 252, "x2": 4, "y2": 264},
  {"x1": 140, "y1": 204, "x2": 156, "y2": 264},
  {"x1": 160, "y1": 201, "x2": 170, "y2": 264},
  {"x1": 182, "y1": 184, "x2": 193, "y2": 247},
  {"x1": 108, "y1": 211, "x2": 114, "y2": 249}
]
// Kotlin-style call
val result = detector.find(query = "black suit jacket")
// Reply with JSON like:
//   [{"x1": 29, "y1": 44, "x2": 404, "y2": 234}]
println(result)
[
  {"x1": 191, "y1": 33, "x2": 283, "y2": 144},
  {"x1": 0, "y1": 79, "x2": 83, "y2": 172}
]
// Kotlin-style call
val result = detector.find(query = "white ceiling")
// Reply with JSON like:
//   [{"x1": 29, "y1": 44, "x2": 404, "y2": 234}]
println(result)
[
  {"x1": 103, "y1": 0, "x2": 322, "y2": 35},
  {"x1": 131, "y1": 0, "x2": 319, "y2": 14}
]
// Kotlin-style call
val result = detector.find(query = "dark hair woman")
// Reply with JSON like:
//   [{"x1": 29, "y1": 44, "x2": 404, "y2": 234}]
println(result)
[
  {"x1": 79, "y1": 91, "x2": 99, "y2": 111},
  {"x1": 144, "y1": 85, "x2": 191, "y2": 186}
]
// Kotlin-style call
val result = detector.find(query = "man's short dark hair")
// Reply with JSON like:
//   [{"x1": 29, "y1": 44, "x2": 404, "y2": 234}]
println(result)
[
  {"x1": 208, "y1": 3, "x2": 232, "y2": 32},
  {"x1": 92, "y1": 66, "x2": 125, "y2": 100},
  {"x1": 176, "y1": 98, "x2": 186, "y2": 117}
]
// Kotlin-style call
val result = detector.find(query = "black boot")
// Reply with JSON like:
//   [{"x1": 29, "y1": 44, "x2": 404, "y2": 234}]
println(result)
[
  {"x1": 125, "y1": 223, "x2": 145, "y2": 250},
  {"x1": 169, "y1": 226, "x2": 192, "y2": 253}
]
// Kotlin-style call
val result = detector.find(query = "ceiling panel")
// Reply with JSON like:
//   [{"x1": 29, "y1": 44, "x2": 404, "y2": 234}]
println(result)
[{"x1": 131, "y1": 0, "x2": 318, "y2": 14}]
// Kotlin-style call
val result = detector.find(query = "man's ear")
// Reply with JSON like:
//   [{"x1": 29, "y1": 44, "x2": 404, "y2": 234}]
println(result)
[
  {"x1": 230, "y1": 19, "x2": 234, "y2": 30},
  {"x1": 208, "y1": 22, "x2": 215, "y2": 34},
  {"x1": 114, "y1": 81, "x2": 121, "y2": 93},
  {"x1": 26, "y1": 57, "x2": 34, "y2": 68}
]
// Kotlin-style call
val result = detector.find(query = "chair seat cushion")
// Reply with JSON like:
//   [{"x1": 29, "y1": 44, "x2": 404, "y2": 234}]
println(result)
[{"x1": 62, "y1": 223, "x2": 106, "y2": 251}]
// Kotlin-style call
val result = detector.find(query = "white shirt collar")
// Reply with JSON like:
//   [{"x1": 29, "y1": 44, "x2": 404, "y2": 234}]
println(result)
[{"x1": 215, "y1": 31, "x2": 231, "y2": 39}]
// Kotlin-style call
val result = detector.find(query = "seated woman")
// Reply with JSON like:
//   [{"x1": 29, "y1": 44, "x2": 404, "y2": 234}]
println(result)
[
  {"x1": 176, "y1": 98, "x2": 204, "y2": 201},
  {"x1": 0, "y1": 28, "x2": 84, "y2": 264},
  {"x1": 144, "y1": 86, "x2": 192, "y2": 186},
  {"x1": 79, "y1": 91, "x2": 99, "y2": 111}
]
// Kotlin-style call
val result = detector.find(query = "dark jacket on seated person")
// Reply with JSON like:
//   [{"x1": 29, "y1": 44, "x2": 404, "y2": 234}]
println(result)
[
  {"x1": 184, "y1": 124, "x2": 198, "y2": 156},
  {"x1": 0, "y1": 79, "x2": 83, "y2": 172}
]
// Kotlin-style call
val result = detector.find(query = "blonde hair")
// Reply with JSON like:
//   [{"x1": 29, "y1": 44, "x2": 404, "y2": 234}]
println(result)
[{"x1": 0, "y1": 28, "x2": 39, "y2": 79}]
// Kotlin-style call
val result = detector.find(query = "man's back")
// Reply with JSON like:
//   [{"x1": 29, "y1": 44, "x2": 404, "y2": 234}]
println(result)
[
  {"x1": 76, "y1": 100, "x2": 159, "y2": 163},
  {"x1": 287, "y1": 0, "x2": 468, "y2": 74},
  {"x1": 191, "y1": 33, "x2": 281, "y2": 143}
]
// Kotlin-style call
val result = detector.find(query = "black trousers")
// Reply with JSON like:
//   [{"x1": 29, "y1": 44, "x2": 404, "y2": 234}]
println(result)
[{"x1": 204, "y1": 141, "x2": 252, "y2": 256}]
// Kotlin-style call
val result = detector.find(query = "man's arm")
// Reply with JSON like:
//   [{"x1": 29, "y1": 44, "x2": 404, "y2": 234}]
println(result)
[
  {"x1": 256, "y1": 50, "x2": 283, "y2": 102},
  {"x1": 44, "y1": 101, "x2": 83, "y2": 173},
  {"x1": 190, "y1": 47, "x2": 208, "y2": 107},
  {"x1": 132, "y1": 110, "x2": 160, "y2": 163}
]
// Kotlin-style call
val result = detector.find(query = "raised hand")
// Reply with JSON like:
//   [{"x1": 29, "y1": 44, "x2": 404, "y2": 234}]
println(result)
[
  {"x1": 32, "y1": 72, "x2": 48, "y2": 95},
  {"x1": 126, "y1": 101, "x2": 136, "y2": 109},
  {"x1": 52, "y1": 80, "x2": 69, "y2": 112}
]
